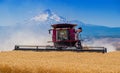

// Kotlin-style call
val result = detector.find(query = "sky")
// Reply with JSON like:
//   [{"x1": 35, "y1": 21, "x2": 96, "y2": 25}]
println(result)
[{"x1": 0, "y1": 0, "x2": 120, "y2": 27}]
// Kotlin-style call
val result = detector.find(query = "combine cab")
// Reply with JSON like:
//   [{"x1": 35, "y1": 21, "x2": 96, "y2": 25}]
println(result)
[{"x1": 15, "y1": 23, "x2": 107, "y2": 53}]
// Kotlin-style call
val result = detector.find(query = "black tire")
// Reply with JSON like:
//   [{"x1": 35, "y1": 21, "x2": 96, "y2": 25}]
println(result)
[{"x1": 75, "y1": 41, "x2": 83, "y2": 49}]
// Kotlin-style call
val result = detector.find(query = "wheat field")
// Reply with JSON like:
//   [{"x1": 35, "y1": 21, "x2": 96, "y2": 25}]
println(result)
[{"x1": 0, "y1": 51, "x2": 120, "y2": 73}]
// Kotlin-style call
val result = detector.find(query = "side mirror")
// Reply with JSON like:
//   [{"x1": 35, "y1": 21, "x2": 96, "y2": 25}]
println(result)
[
  {"x1": 49, "y1": 29, "x2": 52, "y2": 34},
  {"x1": 49, "y1": 30, "x2": 51, "y2": 34}
]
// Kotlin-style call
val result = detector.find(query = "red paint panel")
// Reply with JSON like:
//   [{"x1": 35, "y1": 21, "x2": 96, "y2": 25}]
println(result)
[
  {"x1": 69, "y1": 29, "x2": 75, "y2": 40},
  {"x1": 52, "y1": 29, "x2": 56, "y2": 42}
]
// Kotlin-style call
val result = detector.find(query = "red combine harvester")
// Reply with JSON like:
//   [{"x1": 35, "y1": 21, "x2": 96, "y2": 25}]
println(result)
[{"x1": 15, "y1": 23, "x2": 107, "y2": 53}]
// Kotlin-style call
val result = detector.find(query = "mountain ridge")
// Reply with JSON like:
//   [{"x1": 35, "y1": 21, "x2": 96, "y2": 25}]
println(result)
[{"x1": 0, "y1": 9, "x2": 120, "y2": 38}]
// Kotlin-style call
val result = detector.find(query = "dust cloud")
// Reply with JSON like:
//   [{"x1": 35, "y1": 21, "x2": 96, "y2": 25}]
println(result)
[
  {"x1": 82, "y1": 38, "x2": 119, "y2": 52},
  {"x1": 0, "y1": 29, "x2": 52, "y2": 51},
  {"x1": 0, "y1": 27, "x2": 119, "y2": 52}
]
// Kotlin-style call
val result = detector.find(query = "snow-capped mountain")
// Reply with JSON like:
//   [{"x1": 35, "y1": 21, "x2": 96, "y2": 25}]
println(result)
[
  {"x1": 0, "y1": 9, "x2": 120, "y2": 38},
  {"x1": 13, "y1": 9, "x2": 66, "y2": 30},
  {"x1": 31, "y1": 9, "x2": 66, "y2": 22}
]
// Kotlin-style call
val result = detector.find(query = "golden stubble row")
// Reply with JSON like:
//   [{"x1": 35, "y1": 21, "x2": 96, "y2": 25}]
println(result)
[{"x1": 0, "y1": 51, "x2": 120, "y2": 73}]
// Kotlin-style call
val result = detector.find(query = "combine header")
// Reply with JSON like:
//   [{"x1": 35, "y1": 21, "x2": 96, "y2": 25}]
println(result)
[{"x1": 14, "y1": 23, "x2": 107, "y2": 53}]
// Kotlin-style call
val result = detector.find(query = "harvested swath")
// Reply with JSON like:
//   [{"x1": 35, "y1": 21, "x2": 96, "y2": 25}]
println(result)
[{"x1": 0, "y1": 51, "x2": 120, "y2": 73}]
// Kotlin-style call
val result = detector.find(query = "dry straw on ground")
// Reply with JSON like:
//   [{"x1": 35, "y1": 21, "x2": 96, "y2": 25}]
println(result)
[{"x1": 0, "y1": 51, "x2": 120, "y2": 73}]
